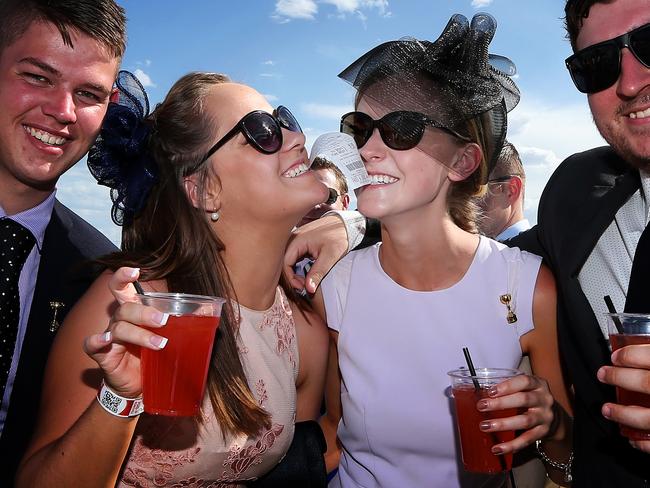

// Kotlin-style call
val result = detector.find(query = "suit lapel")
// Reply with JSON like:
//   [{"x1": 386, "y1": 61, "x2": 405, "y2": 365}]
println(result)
[{"x1": 565, "y1": 169, "x2": 640, "y2": 279}]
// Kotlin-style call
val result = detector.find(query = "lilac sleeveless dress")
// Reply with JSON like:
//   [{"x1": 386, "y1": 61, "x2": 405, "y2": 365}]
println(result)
[{"x1": 321, "y1": 237, "x2": 541, "y2": 488}]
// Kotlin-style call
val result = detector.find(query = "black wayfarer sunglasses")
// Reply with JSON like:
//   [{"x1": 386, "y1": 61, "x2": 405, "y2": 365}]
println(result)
[
  {"x1": 340, "y1": 111, "x2": 469, "y2": 152},
  {"x1": 202, "y1": 105, "x2": 302, "y2": 162},
  {"x1": 565, "y1": 22, "x2": 650, "y2": 94}
]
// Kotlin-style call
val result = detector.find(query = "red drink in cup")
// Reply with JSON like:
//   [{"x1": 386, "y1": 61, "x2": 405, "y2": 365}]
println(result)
[
  {"x1": 139, "y1": 293, "x2": 224, "y2": 416},
  {"x1": 606, "y1": 313, "x2": 650, "y2": 440},
  {"x1": 448, "y1": 368, "x2": 522, "y2": 473}
]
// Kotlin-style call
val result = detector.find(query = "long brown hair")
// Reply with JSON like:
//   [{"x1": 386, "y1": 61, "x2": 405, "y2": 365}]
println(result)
[{"x1": 101, "y1": 72, "x2": 271, "y2": 437}]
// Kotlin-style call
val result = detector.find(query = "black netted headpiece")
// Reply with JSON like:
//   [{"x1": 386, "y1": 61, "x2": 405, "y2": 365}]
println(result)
[{"x1": 338, "y1": 13, "x2": 520, "y2": 177}]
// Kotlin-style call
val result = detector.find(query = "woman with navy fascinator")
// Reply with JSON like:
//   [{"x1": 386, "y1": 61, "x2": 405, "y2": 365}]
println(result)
[{"x1": 17, "y1": 71, "x2": 330, "y2": 487}]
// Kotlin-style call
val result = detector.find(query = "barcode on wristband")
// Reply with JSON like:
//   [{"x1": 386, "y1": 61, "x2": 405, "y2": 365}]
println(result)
[{"x1": 100, "y1": 388, "x2": 124, "y2": 413}]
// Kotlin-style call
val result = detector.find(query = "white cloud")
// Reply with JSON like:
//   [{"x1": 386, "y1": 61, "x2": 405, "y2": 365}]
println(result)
[
  {"x1": 264, "y1": 93, "x2": 279, "y2": 102},
  {"x1": 263, "y1": 60, "x2": 275, "y2": 66},
  {"x1": 506, "y1": 97, "x2": 605, "y2": 223},
  {"x1": 274, "y1": 0, "x2": 390, "y2": 21},
  {"x1": 471, "y1": 0, "x2": 493, "y2": 7},
  {"x1": 133, "y1": 68, "x2": 156, "y2": 88},
  {"x1": 259, "y1": 72, "x2": 281, "y2": 79},
  {"x1": 56, "y1": 161, "x2": 121, "y2": 246},
  {"x1": 301, "y1": 102, "x2": 353, "y2": 120},
  {"x1": 273, "y1": 0, "x2": 318, "y2": 20}
]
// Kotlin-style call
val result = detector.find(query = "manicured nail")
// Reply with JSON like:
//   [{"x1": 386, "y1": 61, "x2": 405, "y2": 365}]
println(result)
[
  {"x1": 480, "y1": 421, "x2": 492, "y2": 431},
  {"x1": 597, "y1": 367, "x2": 606, "y2": 381},
  {"x1": 477, "y1": 400, "x2": 489, "y2": 411},
  {"x1": 152, "y1": 312, "x2": 169, "y2": 325},
  {"x1": 308, "y1": 278, "x2": 316, "y2": 291},
  {"x1": 602, "y1": 405, "x2": 611, "y2": 418},
  {"x1": 491, "y1": 446, "x2": 503, "y2": 455},
  {"x1": 150, "y1": 335, "x2": 168, "y2": 349},
  {"x1": 130, "y1": 267, "x2": 140, "y2": 279},
  {"x1": 102, "y1": 331, "x2": 112, "y2": 343},
  {"x1": 487, "y1": 386, "x2": 498, "y2": 397}
]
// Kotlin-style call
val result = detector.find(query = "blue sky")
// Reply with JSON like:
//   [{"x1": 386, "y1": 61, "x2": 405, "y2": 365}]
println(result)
[{"x1": 57, "y1": 0, "x2": 605, "y2": 245}]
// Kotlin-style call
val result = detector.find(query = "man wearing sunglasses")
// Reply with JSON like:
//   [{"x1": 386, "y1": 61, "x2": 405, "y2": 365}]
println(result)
[
  {"x1": 478, "y1": 141, "x2": 530, "y2": 241},
  {"x1": 298, "y1": 157, "x2": 350, "y2": 228},
  {"x1": 285, "y1": 0, "x2": 650, "y2": 485}
]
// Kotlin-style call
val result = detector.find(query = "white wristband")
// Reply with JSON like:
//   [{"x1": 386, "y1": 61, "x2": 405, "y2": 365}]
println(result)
[
  {"x1": 321, "y1": 210, "x2": 367, "y2": 253},
  {"x1": 96, "y1": 380, "x2": 144, "y2": 418}
]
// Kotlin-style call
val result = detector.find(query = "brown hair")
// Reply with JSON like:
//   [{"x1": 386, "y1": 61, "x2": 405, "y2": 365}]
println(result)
[
  {"x1": 564, "y1": 0, "x2": 610, "y2": 51},
  {"x1": 490, "y1": 141, "x2": 525, "y2": 180},
  {"x1": 101, "y1": 72, "x2": 272, "y2": 437},
  {"x1": 310, "y1": 157, "x2": 349, "y2": 195},
  {"x1": 0, "y1": 0, "x2": 126, "y2": 59}
]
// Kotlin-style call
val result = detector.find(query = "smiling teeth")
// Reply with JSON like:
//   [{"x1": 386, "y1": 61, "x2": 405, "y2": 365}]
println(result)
[
  {"x1": 369, "y1": 174, "x2": 398, "y2": 185},
  {"x1": 25, "y1": 126, "x2": 66, "y2": 146},
  {"x1": 284, "y1": 162, "x2": 309, "y2": 178},
  {"x1": 629, "y1": 108, "x2": 650, "y2": 119}
]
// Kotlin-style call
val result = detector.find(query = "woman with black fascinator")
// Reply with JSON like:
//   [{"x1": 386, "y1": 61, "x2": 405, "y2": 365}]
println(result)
[
  {"x1": 311, "y1": 13, "x2": 574, "y2": 487},
  {"x1": 17, "y1": 72, "x2": 330, "y2": 486}
]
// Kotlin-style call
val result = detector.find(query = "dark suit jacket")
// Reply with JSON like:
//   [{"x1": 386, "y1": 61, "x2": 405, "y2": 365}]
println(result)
[
  {"x1": 510, "y1": 146, "x2": 648, "y2": 487},
  {"x1": 0, "y1": 200, "x2": 117, "y2": 486}
]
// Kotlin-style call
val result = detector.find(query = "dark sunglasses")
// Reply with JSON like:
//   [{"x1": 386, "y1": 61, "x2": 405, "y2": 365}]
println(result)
[
  {"x1": 202, "y1": 105, "x2": 302, "y2": 162},
  {"x1": 325, "y1": 187, "x2": 344, "y2": 205},
  {"x1": 340, "y1": 111, "x2": 467, "y2": 151},
  {"x1": 565, "y1": 22, "x2": 650, "y2": 94}
]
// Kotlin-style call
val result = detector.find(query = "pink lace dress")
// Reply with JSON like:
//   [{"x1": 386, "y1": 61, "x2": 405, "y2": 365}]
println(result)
[{"x1": 117, "y1": 287, "x2": 298, "y2": 488}]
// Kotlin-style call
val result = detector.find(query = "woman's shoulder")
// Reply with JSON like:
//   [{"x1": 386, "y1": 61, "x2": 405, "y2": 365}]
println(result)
[{"x1": 482, "y1": 236, "x2": 543, "y2": 266}]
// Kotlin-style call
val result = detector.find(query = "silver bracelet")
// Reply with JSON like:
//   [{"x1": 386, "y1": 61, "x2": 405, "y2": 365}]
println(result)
[{"x1": 535, "y1": 439, "x2": 573, "y2": 483}]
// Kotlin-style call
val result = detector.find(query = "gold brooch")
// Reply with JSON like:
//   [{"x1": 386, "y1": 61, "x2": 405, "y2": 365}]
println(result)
[
  {"x1": 499, "y1": 294, "x2": 517, "y2": 324},
  {"x1": 49, "y1": 301, "x2": 65, "y2": 332}
]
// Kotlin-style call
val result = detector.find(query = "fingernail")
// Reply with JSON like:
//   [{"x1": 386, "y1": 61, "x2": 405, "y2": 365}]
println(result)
[
  {"x1": 487, "y1": 386, "x2": 498, "y2": 397},
  {"x1": 491, "y1": 446, "x2": 503, "y2": 455},
  {"x1": 477, "y1": 400, "x2": 489, "y2": 411},
  {"x1": 102, "y1": 331, "x2": 112, "y2": 343},
  {"x1": 308, "y1": 278, "x2": 316, "y2": 291},
  {"x1": 480, "y1": 421, "x2": 492, "y2": 431},
  {"x1": 602, "y1": 405, "x2": 611, "y2": 418},
  {"x1": 597, "y1": 367, "x2": 606, "y2": 381},
  {"x1": 130, "y1": 267, "x2": 140, "y2": 279},
  {"x1": 152, "y1": 312, "x2": 169, "y2": 325},
  {"x1": 150, "y1": 335, "x2": 168, "y2": 349}
]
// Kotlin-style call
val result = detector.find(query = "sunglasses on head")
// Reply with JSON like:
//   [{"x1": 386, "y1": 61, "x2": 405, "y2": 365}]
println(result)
[
  {"x1": 565, "y1": 22, "x2": 650, "y2": 94},
  {"x1": 202, "y1": 105, "x2": 302, "y2": 162},
  {"x1": 340, "y1": 111, "x2": 468, "y2": 151}
]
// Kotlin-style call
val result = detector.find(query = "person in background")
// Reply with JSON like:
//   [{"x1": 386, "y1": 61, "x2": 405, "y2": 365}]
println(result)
[
  {"x1": 298, "y1": 157, "x2": 350, "y2": 227},
  {"x1": 16, "y1": 72, "x2": 329, "y2": 487},
  {"x1": 0, "y1": 1, "x2": 124, "y2": 484},
  {"x1": 478, "y1": 141, "x2": 530, "y2": 241},
  {"x1": 284, "y1": 0, "x2": 650, "y2": 485}
]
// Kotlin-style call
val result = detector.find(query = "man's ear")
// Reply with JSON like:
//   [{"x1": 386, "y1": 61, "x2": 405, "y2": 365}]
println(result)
[
  {"x1": 505, "y1": 175, "x2": 523, "y2": 204},
  {"x1": 341, "y1": 193, "x2": 350, "y2": 210},
  {"x1": 448, "y1": 143, "x2": 482, "y2": 182},
  {"x1": 109, "y1": 88, "x2": 120, "y2": 103}
]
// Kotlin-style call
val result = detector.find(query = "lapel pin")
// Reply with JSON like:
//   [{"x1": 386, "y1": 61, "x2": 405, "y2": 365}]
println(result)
[
  {"x1": 49, "y1": 301, "x2": 65, "y2": 333},
  {"x1": 499, "y1": 294, "x2": 518, "y2": 324}
]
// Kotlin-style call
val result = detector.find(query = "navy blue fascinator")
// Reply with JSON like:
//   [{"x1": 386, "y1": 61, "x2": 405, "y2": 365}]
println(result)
[{"x1": 87, "y1": 70, "x2": 158, "y2": 226}]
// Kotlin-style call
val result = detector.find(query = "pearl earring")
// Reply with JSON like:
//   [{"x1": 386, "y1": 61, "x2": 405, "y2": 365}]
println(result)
[{"x1": 210, "y1": 210, "x2": 220, "y2": 222}]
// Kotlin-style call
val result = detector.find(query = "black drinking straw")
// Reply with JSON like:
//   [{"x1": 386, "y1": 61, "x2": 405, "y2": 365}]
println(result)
[
  {"x1": 133, "y1": 280, "x2": 145, "y2": 295},
  {"x1": 462, "y1": 347, "x2": 480, "y2": 390},
  {"x1": 604, "y1": 295, "x2": 624, "y2": 334}
]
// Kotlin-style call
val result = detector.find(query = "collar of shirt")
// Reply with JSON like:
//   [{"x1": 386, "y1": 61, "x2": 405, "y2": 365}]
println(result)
[
  {"x1": 496, "y1": 219, "x2": 531, "y2": 242},
  {"x1": 0, "y1": 191, "x2": 57, "y2": 253},
  {"x1": 639, "y1": 168, "x2": 650, "y2": 224}
]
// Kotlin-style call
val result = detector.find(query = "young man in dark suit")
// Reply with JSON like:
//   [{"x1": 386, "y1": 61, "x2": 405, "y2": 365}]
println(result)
[
  {"x1": 0, "y1": 1, "x2": 125, "y2": 484},
  {"x1": 285, "y1": 1, "x2": 650, "y2": 485}
]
